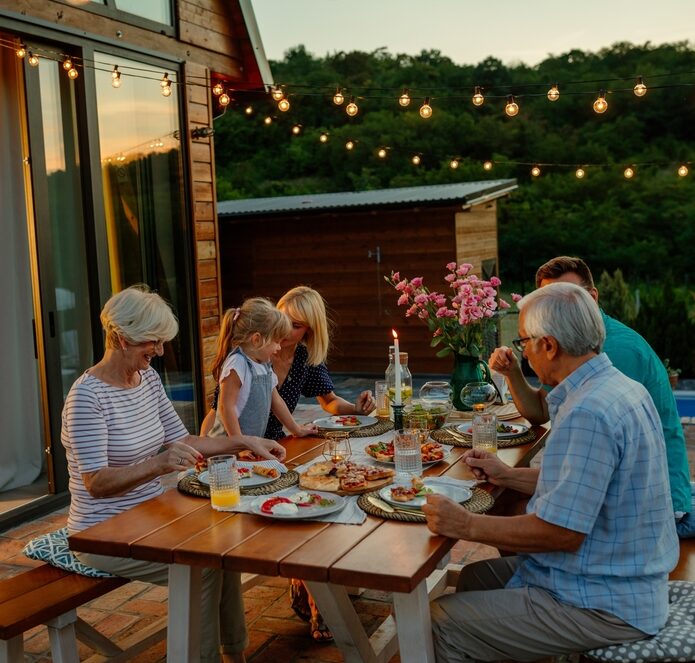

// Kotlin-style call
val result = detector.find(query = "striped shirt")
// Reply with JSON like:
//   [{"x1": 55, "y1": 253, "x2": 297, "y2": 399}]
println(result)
[
  {"x1": 507, "y1": 353, "x2": 679, "y2": 634},
  {"x1": 61, "y1": 368, "x2": 188, "y2": 534}
]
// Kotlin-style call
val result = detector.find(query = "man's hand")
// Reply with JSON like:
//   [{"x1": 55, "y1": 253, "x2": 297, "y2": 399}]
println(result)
[
  {"x1": 462, "y1": 448, "x2": 511, "y2": 485},
  {"x1": 422, "y1": 494, "x2": 474, "y2": 539},
  {"x1": 243, "y1": 436, "x2": 287, "y2": 462},
  {"x1": 488, "y1": 346, "x2": 520, "y2": 376},
  {"x1": 354, "y1": 390, "x2": 375, "y2": 415}
]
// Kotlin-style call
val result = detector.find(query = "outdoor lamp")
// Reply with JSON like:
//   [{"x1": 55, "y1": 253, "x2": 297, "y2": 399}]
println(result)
[
  {"x1": 398, "y1": 89, "x2": 411, "y2": 107},
  {"x1": 633, "y1": 77, "x2": 647, "y2": 97},
  {"x1": 377, "y1": 148, "x2": 387, "y2": 158},
  {"x1": 505, "y1": 95, "x2": 519, "y2": 117},
  {"x1": 28, "y1": 52, "x2": 39, "y2": 67},
  {"x1": 333, "y1": 88, "x2": 345, "y2": 105},
  {"x1": 345, "y1": 140, "x2": 355, "y2": 150},
  {"x1": 271, "y1": 86, "x2": 284, "y2": 101},
  {"x1": 346, "y1": 97, "x2": 359, "y2": 116},
  {"x1": 62, "y1": 58, "x2": 73, "y2": 71},
  {"x1": 212, "y1": 82, "x2": 224, "y2": 96},
  {"x1": 678, "y1": 165, "x2": 688, "y2": 177},
  {"x1": 472, "y1": 86, "x2": 484, "y2": 106},
  {"x1": 278, "y1": 98, "x2": 290, "y2": 112},
  {"x1": 483, "y1": 161, "x2": 493, "y2": 171},
  {"x1": 411, "y1": 155, "x2": 421, "y2": 165},
  {"x1": 419, "y1": 97, "x2": 433, "y2": 118},
  {"x1": 623, "y1": 166, "x2": 635, "y2": 179},
  {"x1": 112, "y1": 66, "x2": 122, "y2": 88},
  {"x1": 547, "y1": 84, "x2": 560, "y2": 101},
  {"x1": 575, "y1": 167, "x2": 586, "y2": 179},
  {"x1": 449, "y1": 159, "x2": 459, "y2": 169},
  {"x1": 219, "y1": 92, "x2": 230, "y2": 106},
  {"x1": 67, "y1": 67, "x2": 78, "y2": 80},
  {"x1": 593, "y1": 90, "x2": 608, "y2": 113},
  {"x1": 16, "y1": 43, "x2": 26, "y2": 59},
  {"x1": 531, "y1": 166, "x2": 541, "y2": 177},
  {"x1": 319, "y1": 132, "x2": 329, "y2": 143}
]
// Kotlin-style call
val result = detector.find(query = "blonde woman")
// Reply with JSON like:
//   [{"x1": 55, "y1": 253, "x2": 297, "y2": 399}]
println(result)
[{"x1": 62, "y1": 285, "x2": 285, "y2": 663}]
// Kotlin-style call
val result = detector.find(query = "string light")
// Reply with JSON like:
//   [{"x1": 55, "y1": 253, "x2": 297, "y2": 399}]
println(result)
[
  {"x1": 161, "y1": 73, "x2": 172, "y2": 97},
  {"x1": 398, "y1": 89, "x2": 410, "y2": 107},
  {"x1": 271, "y1": 85, "x2": 284, "y2": 101},
  {"x1": 245, "y1": 105, "x2": 253, "y2": 115},
  {"x1": 346, "y1": 96, "x2": 358, "y2": 116},
  {"x1": 291, "y1": 124, "x2": 301, "y2": 135},
  {"x1": 449, "y1": 159, "x2": 459, "y2": 169},
  {"x1": 531, "y1": 166, "x2": 541, "y2": 177},
  {"x1": 62, "y1": 57, "x2": 73, "y2": 71},
  {"x1": 319, "y1": 132, "x2": 329, "y2": 143},
  {"x1": 263, "y1": 116, "x2": 273, "y2": 125},
  {"x1": 472, "y1": 86, "x2": 484, "y2": 106},
  {"x1": 593, "y1": 90, "x2": 608, "y2": 113},
  {"x1": 575, "y1": 167, "x2": 586, "y2": 179},
  {"x1": 411, "y1": 154, "x2": 421, "y2": 165},
  {"x1": 547, "y1": 84, "x2": 560, "y2": 102},
  {"x1": 15, "y1": 43, "x2": 26, "y2": 59},
  {"x1": 678, "y1": 164, "x2": 688, "y2": 177},
  {"x1": 633, "y1": 77, "x2": 647, "y2": 97},
  {"x1": 483, "y1": 161, "x2": 493, "y2": 171},
  {"x1": 67, "y1": 67, "x2": 78, "y2": 80},
  {"x1": 419, "y1": 97, "x2": 433, "y2": 119},
  {"x1": 111, "y1": 65, "x2": 122, "y2": 88},
  {"x1": 624, "y1": 166, "x2": 635, "y2": 179},
  {"x1": 377, "y1": 147, "x2": 388, "y2": 158},
  {"x1": 505, "y1": 95, "x2": 519, "y2": 117},
  {"x1": 345, "y1": 140, "x2": 355, "y2": 150},
  {"x1": 278, "y1": 97, "x2": 290, "y2": 112},
  {"x1": 333, "y1": 88, "x2": 344, "y2": 105},
  {"x1": 219, "y1": 92, "x2": 230, "y2": 106},
  {"x1": 28, "y1": 52, "x2": 39, "y2": 67},
  {"x1": 212, "y1": 82, "x2": 223, "y2": 96}
]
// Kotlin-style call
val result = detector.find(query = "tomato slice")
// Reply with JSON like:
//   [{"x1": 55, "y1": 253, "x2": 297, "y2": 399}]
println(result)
[
  {"x1": 260, "y1": 497, "x2": 292, "y2": 514},
  {"x1": 295, "y1": 493, "x2": 322, "y2": 507}
]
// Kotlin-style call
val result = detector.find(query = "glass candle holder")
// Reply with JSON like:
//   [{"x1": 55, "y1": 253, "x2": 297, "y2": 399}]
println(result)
[{"x1": 322, "y1": 431, "x2": 352, "y2": 463}]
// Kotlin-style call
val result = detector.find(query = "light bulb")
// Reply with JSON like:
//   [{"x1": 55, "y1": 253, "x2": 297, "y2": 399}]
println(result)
[
  {"x1": 245, "y1": 105, "x2": 253, "y2": 115},
  {"x1": 419, "y1": 97, "x2": 433, "y2": 119},
  {"x1": 633, "y1": 77, "x2": 647, "y2": 97},
  {"x1": 547, "y1": 84, "x2": 560, "y2": 102},
  {"x1": 62, "y1": 58, "x2": 73, "y2": 71},
  {"x1": 575, "y1": 168, "x2": 585, "y2": 179},
  {"x1": 411, "y1": 155, "x2": 421, "y2": 165},
  {"x1": 483, "y1": 160, "x2": 493, "y2": 171},
  {"x1": 219, "y1": 92, "x2": 230, "y2": 106},
  {"x1": 345, "y1": 140, "x2": 355, "y2": 150},
  {"x1": 398, "y1": 89, "x2": 410, "y2": 107},
  {"x1": 291, "y1": 124, "x2": 301, "y2": 135},
  {"x1": 28, "y1": 52, "x2": 39, "y2": 67},
  {"x1": 112, "y1": 71, "x2": 122, "y2": 88},
  {"x1": 505, "y1": 95, "x2": 519, "y2": 117},
  {"x1": 160, "y1": 73, "x2": 170, "y2": 88},
  {"x1": 16, "y1": 44, "x2": 26, "y2": 59},
  {"x1": 212, "y1": 82, "x2": 223, "y2": 96},
  {"x1": 624, "y1": 166, "x2": 634, "y2": 179},
  {"x1": 271, "y1": 86, "x2": 284, "y2": 101},
  {"x1": 319, "y1": 132, "x2": 329, "y2": 143},
  {"x1": 346, "y1": 97, "x2": 358, "y2": 116},
  {"x1": 531, "y1": 166, "x2": 541, "y2": 177},
  {"x1": 593, "y1": 91, "x2": 608, "y2": 114},
  {"x1": 449, "y1": 159, "x2": 459, "y2": 169},
  {"x1": 333, "y1": 89, "x2": 344, "y2": 105},
  {"x1": 678, "y1": 164, "x2": 689, "y2": 177},
  {"x1": 377, "y1": 148, "x2": 387, "y2": 158},
  {"x1": 68, "y1": 67, "x2": 78, "y2": 80},
  {"x1": 264, "y1": 116, "x2": 272, "y2": 125},
  {"x1": 472, "y1": 86, "x2": 484, "y2": 106},
  {"x1": 161, "y1": 84, "x2": 172, "y2": 97},
  {"x1": 278, "y1": 98, "x2": 290, "y2": 112}
]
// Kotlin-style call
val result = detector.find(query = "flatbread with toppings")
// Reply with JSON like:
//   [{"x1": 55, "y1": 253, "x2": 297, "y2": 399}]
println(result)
[{"x1": 299, "y1": 460, "x2": 394, "y2": 494}]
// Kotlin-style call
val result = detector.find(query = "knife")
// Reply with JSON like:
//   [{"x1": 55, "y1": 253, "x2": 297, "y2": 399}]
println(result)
[{"x1": 367, "y1": 495, "x2": 426, "y2": 519}]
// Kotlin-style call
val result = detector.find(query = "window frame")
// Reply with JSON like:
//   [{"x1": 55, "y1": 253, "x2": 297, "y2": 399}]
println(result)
[{"x1": 54, "y1": 0, "x2": 177, "y2": 36}]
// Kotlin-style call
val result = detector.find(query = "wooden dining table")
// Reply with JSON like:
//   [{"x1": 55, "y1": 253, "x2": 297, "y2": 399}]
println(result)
[{"x1": 69, "y1": 422, "x2": 548, "y2": 663}]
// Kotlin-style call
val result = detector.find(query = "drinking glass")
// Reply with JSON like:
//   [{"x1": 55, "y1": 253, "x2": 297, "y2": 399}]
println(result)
[
  {"x1": 393, "y1": 429, "x2": 423, "y2": 478},
  {"x1": 208, "y1": 455, "x2": 240, "y2": 511},
  {"x1": 471, "y1": 411, "x2": 498, "y2": 453},
  {"x1": 403, "y1": 410, "x2": 430, "y2": 444},
  {"x1": 322, "y1": 431, "x2": 352, "y2": 462},
  {"x1": 375, "y1": 380, "x2": 390, "y2": 418}
]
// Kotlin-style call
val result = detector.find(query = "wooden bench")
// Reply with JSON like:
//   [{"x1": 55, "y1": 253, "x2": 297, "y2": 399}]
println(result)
[
  {"x1": 669, "y1": 536, "x2": 695, "y2": 581},
  {"x1": 0, "y1": 563, "x2": 166, "y2": 663}
]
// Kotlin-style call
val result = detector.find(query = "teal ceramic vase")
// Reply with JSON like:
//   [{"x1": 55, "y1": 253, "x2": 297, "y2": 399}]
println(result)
[{"x1": 451, "y1": 355, "x2": 492, "y2": 411}]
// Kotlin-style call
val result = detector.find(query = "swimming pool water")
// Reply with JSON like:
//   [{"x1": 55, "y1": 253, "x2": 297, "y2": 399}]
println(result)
[{"x1": 676, "y1": 392, "x2": 695, "y2": 418}]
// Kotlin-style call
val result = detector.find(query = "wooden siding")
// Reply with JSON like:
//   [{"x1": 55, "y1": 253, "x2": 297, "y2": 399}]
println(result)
[
  {"x1": 455, "y1": 200, "x2": 499, "y2": 275},
  {"x1": 219, "y1": 203, "x2": 500, "y2": 375}
]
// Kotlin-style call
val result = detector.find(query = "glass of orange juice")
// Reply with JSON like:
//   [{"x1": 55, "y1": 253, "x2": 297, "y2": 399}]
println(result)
[{"x1": 208, "y1": 455, "x2": 240, "y2": 511}]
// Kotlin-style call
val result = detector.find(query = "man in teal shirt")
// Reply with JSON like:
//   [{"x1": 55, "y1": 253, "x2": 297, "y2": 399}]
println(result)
[{"x1": 489, "y1": 256, "x2": 691, "y2": 525}]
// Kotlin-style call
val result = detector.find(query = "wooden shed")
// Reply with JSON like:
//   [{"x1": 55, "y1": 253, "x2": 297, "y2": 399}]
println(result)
[{"x1": 217, "y1": 180, "x2": 517, "y2": 375}]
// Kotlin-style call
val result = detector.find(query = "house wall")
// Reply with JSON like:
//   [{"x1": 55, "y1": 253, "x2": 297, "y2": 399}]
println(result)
[
  {"x1": 455, "y1": 200, "x2": 499, "y2": 276},
  {"x1": 219, "y1": 203, "x2": 501, "y2": 375}
]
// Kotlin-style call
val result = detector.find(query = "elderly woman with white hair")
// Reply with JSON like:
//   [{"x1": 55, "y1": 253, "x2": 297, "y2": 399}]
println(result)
[{"x1": 61, "y1": 285, "x2": 285, "y2": 663}]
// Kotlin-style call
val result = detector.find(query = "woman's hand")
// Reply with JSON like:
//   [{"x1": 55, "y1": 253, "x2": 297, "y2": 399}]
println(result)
[
  {"x1": 354, "y1": 390, "x2": 375, "y2": 415},
  {"x1": 241, "y1": 436, "x2": 288, "y2": 462},
  {"x1": 290, "y1": 423, "x2": 319, "y2": 438},
  {"x1": 160, "y1": 440, "x2": 204, "y2": 474}
]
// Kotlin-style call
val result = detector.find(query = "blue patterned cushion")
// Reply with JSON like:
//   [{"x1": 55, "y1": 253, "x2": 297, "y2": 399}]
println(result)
[
  {"x1": 585, "y1": 581, "x2": 695, "y2": 662},
  {"x1": 23, "y1": 527, "x2": 115, "y2": 578}
]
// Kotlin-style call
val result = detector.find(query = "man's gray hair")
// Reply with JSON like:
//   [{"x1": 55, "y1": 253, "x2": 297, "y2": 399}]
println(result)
[{"x1": 517, "y1": 282, "x2": 605, "y2": 356}]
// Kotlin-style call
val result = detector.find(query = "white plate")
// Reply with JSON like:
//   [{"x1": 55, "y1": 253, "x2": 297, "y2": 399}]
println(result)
[
  {"x1": 197, "y1": 462, "x2": 281, "y2": 487},
  {"x1": 456, "y1": 423, "x2": 529, "y2": 439},
  {"x1": 250, "y1": 491, "x2": 347, "y2": 520},
  {"x1": 378, "y1": 479, "x2": 472, "y2": 510},
  {"x1": 313, "y1": 415, "x2": 378, "y2": 430}
]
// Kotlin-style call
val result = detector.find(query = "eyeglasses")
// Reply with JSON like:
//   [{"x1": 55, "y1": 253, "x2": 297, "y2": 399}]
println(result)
[{"x1": 512, "y1": 336, "x2": 536, "y2": 353}]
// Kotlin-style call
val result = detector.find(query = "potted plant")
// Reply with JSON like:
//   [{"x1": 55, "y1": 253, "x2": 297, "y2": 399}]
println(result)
[{"x1": 663, "y1": 359, "x2": 681, "y2": 389}]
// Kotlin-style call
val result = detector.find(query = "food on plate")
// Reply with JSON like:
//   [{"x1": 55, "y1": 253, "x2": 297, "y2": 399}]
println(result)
[
  {"x1": 497, "y1": 422, "x2": 516, "y2": 434},
  {"x1": 289, "y1": 492, "x2": 336, "y2": 507},
  {"x1": 299, "y1": 460, "x2": 395, "y2": 493},
  {"x1": 421, "y1": 442, "x2": 445, "y2": 463},
  {"x1": 390, "y1": 485, "x2": 417, "y2": 502},
  {"x1": 365, "y1": 440, "x2": 446, "y2": 464},
  {"x1": 252, "y1": 465, "x2": 280, "y2": 479},
  {"x1": 237, "y1": 466, "x2": 251, "y2": 479},
  {"x1": 195, "y1": 458, "x2": 208, "y2": 473},
  {"x1": 333, "y1": 415, "x2": 360, "y2": 427},
  {"x1": 260, "y1": 497, "x2": 299, "y2": 515},
  {"x1": 238, "y1": 450, "x2": 264, "y2": 461}
]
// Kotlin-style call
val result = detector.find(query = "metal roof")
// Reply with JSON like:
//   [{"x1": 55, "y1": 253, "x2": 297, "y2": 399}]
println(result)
[{"x1": 217, "y1": 180, "x2": 517, "y2": 217}]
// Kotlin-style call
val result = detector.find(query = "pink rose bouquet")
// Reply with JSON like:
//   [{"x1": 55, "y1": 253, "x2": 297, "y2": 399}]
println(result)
[{"x1": 385, "y1": 262, "x2": 521, "y2": 358}]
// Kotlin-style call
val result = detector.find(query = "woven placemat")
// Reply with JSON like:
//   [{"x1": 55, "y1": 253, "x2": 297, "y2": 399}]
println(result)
[
  {"x1": 448, "y1": 402, "x2": 520, "y2": 421},
  {"x1": 177, "y1": 470, "x2": 299, "y2": 498},
  {"x1": 318, "y1": 419, "x2": 394, "y2": 438},
  {"x1": 357, "y1": 486, "x2": 494, "y2": 522},
  {"x1": 431, "y1": 427, "x2": 537, "y2": 448}
]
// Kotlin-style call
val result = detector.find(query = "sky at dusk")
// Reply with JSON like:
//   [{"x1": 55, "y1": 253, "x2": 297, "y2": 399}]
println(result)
[{"x1": 250, "y1": 0, "x2": 695, "y2": 66}]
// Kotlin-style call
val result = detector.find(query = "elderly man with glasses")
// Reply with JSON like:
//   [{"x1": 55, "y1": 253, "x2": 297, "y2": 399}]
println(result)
[
  {"x1": 423, "y1": 281, "x2": 678, "y2": 662},
  {"x1": 489, "y1": 256, "x2": 691, "y2": 535}
]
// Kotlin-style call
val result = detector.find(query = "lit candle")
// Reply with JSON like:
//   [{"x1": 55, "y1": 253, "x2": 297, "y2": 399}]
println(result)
[{"x1": 392, "y1": 329, "x2": 401, "y2": 405}]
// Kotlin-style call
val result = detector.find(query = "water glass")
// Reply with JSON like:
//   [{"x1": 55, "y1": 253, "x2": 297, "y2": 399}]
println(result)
[
  {"x1": 322, "y1": 431, "x2": 352, "y2": 462},
  {"x1": 393, "y1": 429, "x2": 423, "y2": 478},
  {"x1": 375, "y1": 380, "x2": 390, "y2": 418},
  {"x1": 208, "y1": 455, "x2": 240, "y2": 511},
  {"x1": 472, "y1": 411, "x2": 498, "y2": 454}
]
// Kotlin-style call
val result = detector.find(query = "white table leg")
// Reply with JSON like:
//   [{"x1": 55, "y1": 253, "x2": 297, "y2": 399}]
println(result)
[
  {"x1": 392, "y1": 579, "x2": 436, "y2": 663},
  {"x1": 168, "y1": 564, "x2": 202, "y2": 663}
]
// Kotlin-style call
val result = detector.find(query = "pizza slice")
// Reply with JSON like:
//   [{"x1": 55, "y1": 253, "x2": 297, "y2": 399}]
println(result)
[{"x1": 252, "y1": 465, "x2": 280, "y2": 479}]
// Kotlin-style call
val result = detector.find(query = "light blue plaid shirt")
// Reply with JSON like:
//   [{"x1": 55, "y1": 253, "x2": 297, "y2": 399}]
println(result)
[{"x1": 507, "y1": 353, "x2": 678, "y2": 634}]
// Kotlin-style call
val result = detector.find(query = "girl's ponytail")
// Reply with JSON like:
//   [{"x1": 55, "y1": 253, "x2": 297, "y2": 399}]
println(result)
[{"x1": 211, "y1": 308, "x2": 238, "y2": 381}]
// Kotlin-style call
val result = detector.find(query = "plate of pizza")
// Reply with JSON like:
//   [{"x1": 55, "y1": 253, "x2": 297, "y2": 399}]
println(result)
[
  {"x1": 198, "y1": 461, "x2": 283, "y2": 487},
  {"x1": 298, "y1": 460, "x2": 395, "y2": 495},
  {"x1": 365, "y1": 440, "x2": 448, "y2": 465},
  {"x1": 312, "y1": 415, "x2": 379, "y2": 430},
  {"x1": 250, "y1": 490, "x2": 347, "y2": 520},
  {"x1": 456, "y1": 422, "x2": 529, "y2": 439},
  {"x1": 379, "y1": 477, "x2": 472, "y2": 510}
]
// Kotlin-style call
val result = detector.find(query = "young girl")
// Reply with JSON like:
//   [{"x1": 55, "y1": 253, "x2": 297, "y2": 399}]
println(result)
[{"x1": 205, "y1": 298, "x2": 317, "y2": 440}]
